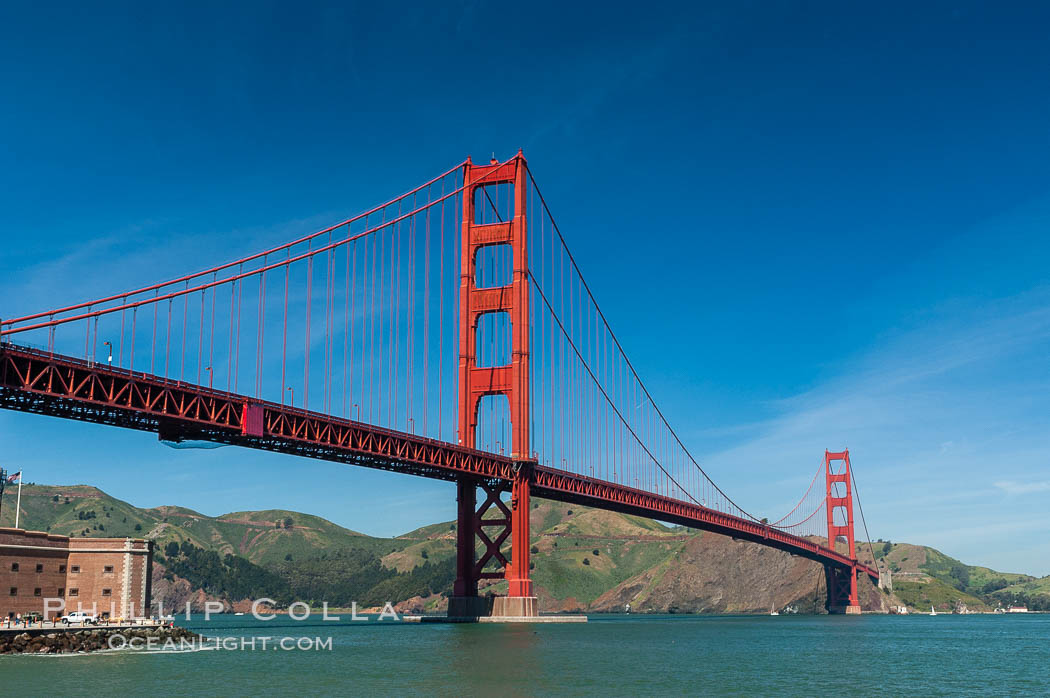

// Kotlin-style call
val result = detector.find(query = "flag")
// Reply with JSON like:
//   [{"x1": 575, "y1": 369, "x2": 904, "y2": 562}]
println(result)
[{"x1": 5, "y1": 471, "x2": 20, "y2": 484}]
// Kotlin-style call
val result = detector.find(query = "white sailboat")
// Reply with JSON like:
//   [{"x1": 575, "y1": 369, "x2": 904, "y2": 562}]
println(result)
[
  {"x1": 770, "y1": 605, "x2": 779, "y2": 616},
  {"x1": 929, "y1": 605, "x2": 936, "y2": 616}
]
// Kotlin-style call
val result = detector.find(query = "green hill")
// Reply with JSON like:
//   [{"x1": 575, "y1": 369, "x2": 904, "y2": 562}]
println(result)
[
  {"x1": 988, "y1": 576, "x2": 1050, "y2": 611},
  {"x1": 0, "y1": 484, "x2": 414, "y2": 566},
  {"x1": 3, "y1": 483, "x2": 1043, "y2": 614},
  {"x1": 862, "y1": 539, "x2": 1041, "y2": 611},
  {"x1": 0, "y1": 484, "x2": 157, "y2": 539}
]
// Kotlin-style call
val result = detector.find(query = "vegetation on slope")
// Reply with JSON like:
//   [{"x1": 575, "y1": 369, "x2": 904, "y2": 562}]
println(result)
[
  {"x1": 160, "y1": 541, "x2": 290, "y2": 603},
  {"x1": 6, "y1": 483, "x2": 1046, "y2": 613},
  {"x1": 0, "y1": 484, "x2": 414, "y2": 565},
  {"x1": 987, "y1": 576, "x2": 1050, "y2": 611},
  {"x1": 869, "y1": 540, "x2": 1043, "y2": 611}
]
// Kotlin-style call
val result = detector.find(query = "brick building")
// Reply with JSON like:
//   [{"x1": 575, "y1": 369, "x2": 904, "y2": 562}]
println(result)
[{"x1": 0, "y1": 527, "x2": 153, "y2": 620}]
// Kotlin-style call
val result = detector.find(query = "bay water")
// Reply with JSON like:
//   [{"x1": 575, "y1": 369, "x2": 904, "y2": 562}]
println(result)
[{"x1": 1, "y1": 613, "x2": 1047, "y2": 695}]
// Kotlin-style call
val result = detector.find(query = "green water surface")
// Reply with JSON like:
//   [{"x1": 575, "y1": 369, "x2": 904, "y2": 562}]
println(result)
[{"x1": 1, "y1": 613, "x2": 1047, "y2": 696}]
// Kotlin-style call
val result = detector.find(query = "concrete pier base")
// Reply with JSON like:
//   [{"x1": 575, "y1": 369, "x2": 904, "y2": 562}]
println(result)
[
  {"x1": 421, "y1": 595, "x2": 586, "y2": 623},
  {"x1": 446, "y1": 595, "x2": 494, "y2": 618},
  {"x1": 491, "y1": 596, "x2": 537, "y2": 618},
  {"x1": 828, "y1": 604, "x2": 864, "y2": 615}
]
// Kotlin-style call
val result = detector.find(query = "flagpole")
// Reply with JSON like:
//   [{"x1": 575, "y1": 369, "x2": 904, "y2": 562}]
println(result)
[{"x1": 15, "y1": 474, "x2": 22, "y2": 529}]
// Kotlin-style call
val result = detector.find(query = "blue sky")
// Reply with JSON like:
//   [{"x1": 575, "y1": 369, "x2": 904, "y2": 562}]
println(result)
[{"x1": 2, "y1": 2, "x2": 1049, "y2": 575}]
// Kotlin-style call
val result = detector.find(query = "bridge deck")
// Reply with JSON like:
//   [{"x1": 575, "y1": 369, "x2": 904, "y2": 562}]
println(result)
[{"x1": 0, "y1": 343, "x2": 876, "y2": 580}]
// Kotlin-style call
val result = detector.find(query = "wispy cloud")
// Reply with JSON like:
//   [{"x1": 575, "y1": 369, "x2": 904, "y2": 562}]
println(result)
[{"x1": 994, "y1": 480, "x2": 1050, "y2": 496}]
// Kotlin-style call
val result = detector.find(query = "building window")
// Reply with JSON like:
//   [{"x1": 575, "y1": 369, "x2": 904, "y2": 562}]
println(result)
[
  {"x1": 69, "y1": 588, "x2": 78, "y2": 597},
  {"x1": 103, "y1": 565, "x2": 114, "y2": 574},
  {"x1": 34, "y1": 588, "x2": 41, "y2": 597},
  {"x1": 57, "y1": 588, "x2": 64, "y2": 596},
  {"x1": 70, "y1": 565, "x2": 80, "y2": 573},
  {"x1": 8, "y1": 588, "x2": 15, "y2": 596},
  {"x1": 102, "y1": 588, "x2": 112, "y2": 597},
  {"x1": 59, "y1": 564, "x2": 67, "y2": 573},
  {"x1": 10, "y1": 563, "x2": 18, "y2": 572},
  {"x1": 36, "y1": 563, "x2": 44, "y2": 573}
]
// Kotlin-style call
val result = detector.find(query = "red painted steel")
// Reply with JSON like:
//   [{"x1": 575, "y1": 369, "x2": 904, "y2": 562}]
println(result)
[
  {"x1": 453, "y1": 480, "x2": 477, "y2": 597},
  {"x1": 457, "y1": 153, "x2": 530, "y2": 458},
  {"x1": 506, "y1": 474, "x2": 532, "y2": 597}
]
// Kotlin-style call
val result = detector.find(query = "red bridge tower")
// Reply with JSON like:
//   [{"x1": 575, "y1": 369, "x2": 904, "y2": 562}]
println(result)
[
  {"x1": 450, "y1": 152, "x2": 536, "y2": 618},
  {"x1": 824, "y1": 449, "x2": 862, "y2": 614}
]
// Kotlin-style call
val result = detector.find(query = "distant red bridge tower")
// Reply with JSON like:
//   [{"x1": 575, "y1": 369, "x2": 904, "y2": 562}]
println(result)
[{"x1": 825, "y1": 449, "x2": 862, "y2": 614}]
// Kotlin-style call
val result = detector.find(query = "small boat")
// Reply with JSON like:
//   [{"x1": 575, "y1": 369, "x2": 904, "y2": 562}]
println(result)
[
  {"x1": 770, "y1": 605, "x2": 779, "y2": 616},
  {"x1": 234, "y1": 612, "x2": 245, "y2": 616},
  {"x1": 929, "y1": 606, "x2": 936, "y2": 616}
]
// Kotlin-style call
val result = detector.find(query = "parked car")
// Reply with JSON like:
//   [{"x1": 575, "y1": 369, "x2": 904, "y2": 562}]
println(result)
[{"x1": 61, "y1": 611, "x2": 97, "y2": 625}]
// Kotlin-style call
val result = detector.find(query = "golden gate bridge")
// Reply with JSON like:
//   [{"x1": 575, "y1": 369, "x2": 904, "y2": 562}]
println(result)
[{"x1": 0, "y1": 152, "x2": 877, "y2": 617}]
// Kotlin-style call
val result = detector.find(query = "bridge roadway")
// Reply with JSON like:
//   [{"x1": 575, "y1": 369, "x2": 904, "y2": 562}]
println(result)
[{"x1": 0, "y1": 342, "x2": 877, "y2": 580}]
